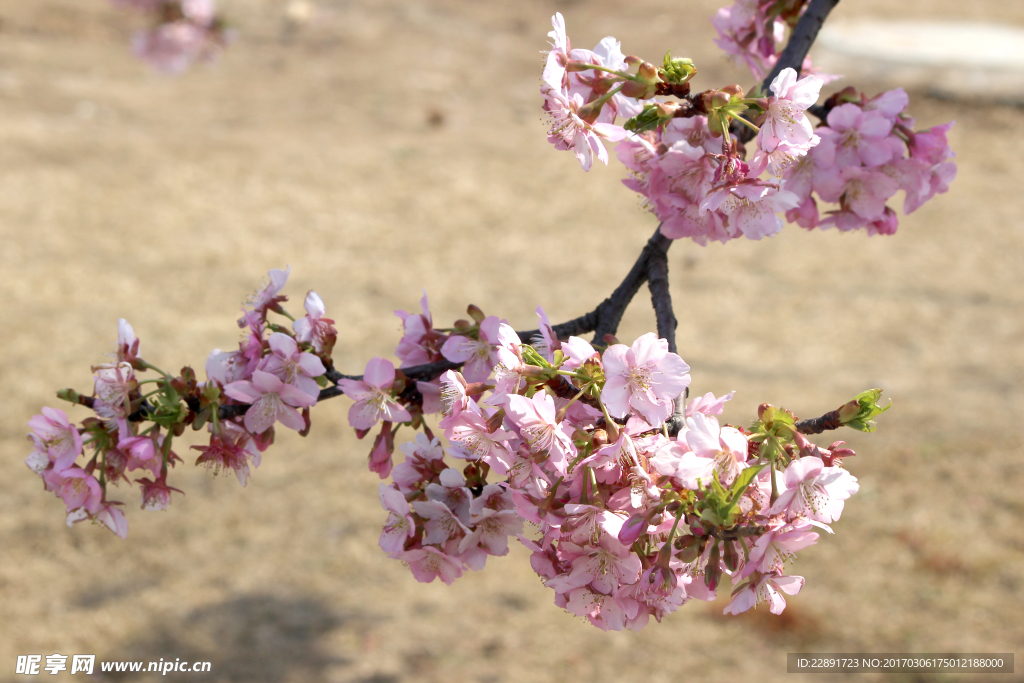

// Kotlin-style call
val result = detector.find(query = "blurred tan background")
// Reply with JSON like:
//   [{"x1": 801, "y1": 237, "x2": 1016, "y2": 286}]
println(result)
[{"x1": 1, "y1": 0, "x2": 1022, "y2": 681}]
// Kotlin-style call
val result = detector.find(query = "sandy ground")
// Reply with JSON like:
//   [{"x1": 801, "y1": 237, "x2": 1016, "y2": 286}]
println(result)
[{"x1": 1, "y1": 0, "x2": 1023, "y2": 681}]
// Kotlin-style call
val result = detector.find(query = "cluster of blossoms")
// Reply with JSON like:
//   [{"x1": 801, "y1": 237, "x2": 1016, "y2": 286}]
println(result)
[
  {"x1": 110, "y1": 0, "x2": 229, "y2": 73},
  {"x1": 339, "y1": 297, "x2": 889, "y2": 630},
  {"x1": 27, "y1": 268, "x2": 336, "y2": 537},
  {"x1": 541, "y1": 12, "x2": 956, "y2": 243}
]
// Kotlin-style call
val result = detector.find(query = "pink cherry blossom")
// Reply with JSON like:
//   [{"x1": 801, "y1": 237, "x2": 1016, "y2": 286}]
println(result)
[
  {"x1": 819, "y1": 104, "x2": 896, "y2": 168},
  {"x1": 440, "y1": 316, "x2": 503, "y2": 383},
  {"x1": 293, "y1": 291, "x2": 337, "y2": 355},
  {"x1": 444, "y1": 410, "x2": 516, "y2": 475},
  {"x1": 116, "y1": 318, "x2": 140, "y2": 363},
  {"x1": 412, "y1": 499, "x2": 469, "y2": 545},
  {"x1": 392, "y1": 434, "x2": 445, "y2": 493},
  {"x1": 751, "y1": 68, "x2": 822, "y2": 175},
  {"x1": 724, "y1": 572, "x2": 805, "y2": 615},
  {"x1": 506, "y1": 392, "x2": 576, "y2": 476},
  {"x1": 738, "y1": 523, "x2": 819, "y2": 579},
  {"x1": 378, "y1": 484, "x2": 415, "y2": 557},
  {"x1": 368, "y1": 423, "x2": 395, "y2": 479},
  {"x1": 136, "y1": 474, "x2": 183, "y2": 511},
  {"x1": 336, "y1": 357, "x2": 412, "y2": 430},
  {"x1": 700, "y1": 180, "x2": 800, "y2": 240},
  {"x1": 394, "y1": 291, "x2": 443, "y2": 367},
  {"x1": 601, "y1": 333, "x2": 690, "y2": 426},
  {"x1": 27, "y1": 407, "x2": 83, "y2": 473},
  {"x1": 542, "y1": 12, "x2": 570, "y2": 91},
  {"x1": 52, "y1": 467, "x2": 103, "y2": 514},
  {"x1": 685, "y1": 390, "x2": 734, "y2": 417},
  {"x1": 459, "y1": 508, "x2": 524, "y2": 557},
  {"x1": 205, "y1": 348, "x2": 249, "y2": 386},
  {"x1": 224, "y1": 370, "x2": 316, "y2": 434},
  {"x1": 192, "y1": 428, "x2": 259, "y2": 486},
  {"x1": 560, "y1": 336, "x2": 599, "y2": 370},
  {"x1": 769, "y1": 456, "x2": 859, "y2": 524},
  {"x1": 238, "y1": 266, "x2": 289, "y2": 327},
  {"x1": 93, "y1": 362, "x2": 135, "y2": 415},
  {"x1": 258, "y1": 332, "x2": 325, "y2": 402},
  {"x1": 402, "y1": 546, "x2": 464, "y2": 585},
  {"x1": 542, "y1": 88, "x2": 627, "y2": 172}
]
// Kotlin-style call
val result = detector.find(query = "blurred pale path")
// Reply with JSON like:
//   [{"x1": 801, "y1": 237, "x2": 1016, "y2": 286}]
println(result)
[{"x1": 1, "y1": 1, "x2": 1022, "y2": 681}]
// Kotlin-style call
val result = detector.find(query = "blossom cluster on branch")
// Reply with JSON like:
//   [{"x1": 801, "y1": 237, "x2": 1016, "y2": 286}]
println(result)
[
  {"x1": 29, "y1": 0, "x2": 956, "y2": 631},
  {"x1": 29, "y1": 269, "x2": 887, "y2": 631},
  {"x1": 542, "y1": 10, "x2": 956, "y2": 243},
  {"x1": 110, "y1": 0, "x2": 229, "y2": 73}
]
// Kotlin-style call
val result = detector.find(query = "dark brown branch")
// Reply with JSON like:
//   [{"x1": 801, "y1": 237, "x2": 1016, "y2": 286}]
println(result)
[
  {"x1": 762, "y1": 0, "x2": 841, "y2": 89},
  {"x1": 515, "y1": 226, "x2": 672, "y2": 345},
  {"x1": 647, "y1": 246, "x2": 686, "y2": 436},
  {"x1": 795, "y1": 409, "x2": 842, "y2": 435}
]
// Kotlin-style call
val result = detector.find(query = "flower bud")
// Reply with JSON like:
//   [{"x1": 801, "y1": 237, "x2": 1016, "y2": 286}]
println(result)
[
  {"x1": 723, "y1": 540, "x2": 740, "y2": 572},
  {"x1": 618, "y1": 513, "x2": 646, "y2": 546},
  {"x1": 591, "y1": 429, "x2": 609, "y2": 448},
  {"x1": 466, "y1": 304, "x2": 486, "y2": 324},
  {"x1": 660, "y1": 52, "x2": 696, "y2": 85}
]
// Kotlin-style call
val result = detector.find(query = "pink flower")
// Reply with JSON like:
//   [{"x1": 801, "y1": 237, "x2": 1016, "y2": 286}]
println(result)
[
  {"x1": 93, "y1": 362, "x2": 136, "y2": 416},
  {"x1": 671, "y1": 412, "x2": 749, "y2": 488},
  {"x1": 94, "y1": 502, "x2": 129, "y2": 538},
  {"x1": 459, "y1": 508, "x2": 524, "y2": 557},
  {"x1": 723, "y1": 572, "x2": 804, "y2": 615},
  {"x1": 224, "y1": 370, "x2": 316, "y2": 434},
  {"x1": 192, "y1": 430, "x2": 258, "y2": 486},
  {"x1": 116, "y1": 318, "x2": 140, "y2": 363},
  {"x1": 51, "y1": 467, "x2": 103, "y2": 514},
  {"x1": 395, "y1": 292, "x2": 441, "y2": 368},
  {"x1": 769, "y1": 456, "x2": 859, "y2": 524},
  {"x1": 738, "y1": 523, "x2": 819, "y2": 579},
  {"x1": 367, "y1": 422, "x2": 397, "y2": 479},
  {"x1": 378, "y1": 484, "x2": 415, "y2": 557},
  {"x1": 560, "y1": 336, "x2": 599, "y2": 371},
  {"x1": 751, "y1": 68, "x2": 822, "y2": 175},
  {"x1": 440, "y1": 316, "x2": 503, "y2": 383},
  {"x1": 444, "y1": 410, "x2": 516, "y2": 475},
  {"x1": 490, "y1": 324, "x2": 530, "y2": 401},
  {"x1": 238, "y1": 267, "x2": 289, "y2": 327},
  {"x1": 293, "y1": 291, "x2": 337, "y2": 355},
  {"x1": 542, "y1": 88, "x2": 627, "y2": 172},
  {"x1": 506, "y1": 392, "x2": 576, "y2": 476},
  {"x1": 336, "y1": 357, "x2": 412, "y2": 430},
  {"x1": 27, "y1": 407, "x2": 83, "y2": 473},
  {"x1": 402, "y1": 546, "x2": 464, "y2": 585},
  {"x1": 819, "y1": 104, "x2": 897, "y2": 168},
  {"x1": 685, "y1": 390, "x2": 734, "y2": 417},
  {"x1": 816, "y1": 165, "x2": 898, "y2": 221},
  {"x1": 392, "y1": 434, "x2": 445, "y2": 492},
  {"x1": 542, "y1": 12, "x2": 571, "y2": 91},
  {"x1": 601, "y1": 333, "x2": 690, "y2": 426},
  {"x1": 205, "y1": 348, "x2": 249, "y2": 386},
  {"x1": 700, "y1": 180, "x2": 800, "y2": 240},
  {"x1": 438, "y1": 370, "x2": 473, "y2": 418},
  {"x1": 550, "y1": 533, "x2": 642, "y2": 595},
  {"x1": 258, "y1": 332, "x2": 325, "y2": 402},
  {"x1": 136, "y1": 474, "x2": 183, "y2": 511},
  {"x1": 531, "y1": 306, "x2": 559, "y2": 364}
]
